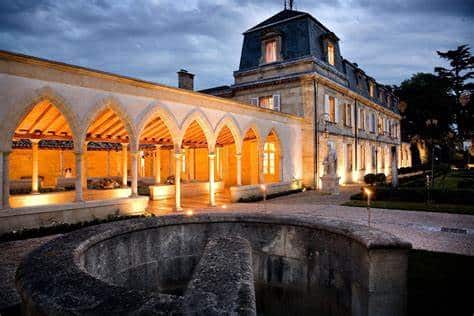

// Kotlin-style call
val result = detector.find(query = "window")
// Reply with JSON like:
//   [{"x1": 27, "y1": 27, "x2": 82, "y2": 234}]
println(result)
[
  {"x1": 378, "y1": 117, "x2": 383, "y2": 134},
  {"x1": 346, "y1": 144, "x2": 353, "y2": 171},
  {"x1": 359, "y1": 109, "x2": 365, "y2": 130},
  {"x1": 327, "y1": 42, "x2": 335, "y2": 66},
  {"x1": 263, "y1": 142, "x2": 276, "y2": 175},
  {"x1": 369, "y1": 82, "x2": 375, "y2": 97},
  {"x1": 371, "y1": 113, "x2": 376, "y2": 133},
  {"x1": 344, "y1": 104, "x2": 352, "y2": 127},
  {"x1": 258, "y1": 95, "x2": 280, "y2": 111},
  {"x1": 265, "y1": 40, "x2": 277, "y2": 64},
  {"x1": 250, "y1": 97, "x2": 258, "y2": 106},
  {"x1": 328, "y1": 96, "x2": 336, "y2": 122},
  {"x1": 371, "y1": 146, "x2": 377, "y2": 169},
  {"x1": 360, "y1": 145, "x2": 366, "y2": 170}
]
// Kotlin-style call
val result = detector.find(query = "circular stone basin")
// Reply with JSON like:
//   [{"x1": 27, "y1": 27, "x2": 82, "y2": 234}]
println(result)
[{"x1": 16, "y1": 213, "x2": 411, "y2": 316}]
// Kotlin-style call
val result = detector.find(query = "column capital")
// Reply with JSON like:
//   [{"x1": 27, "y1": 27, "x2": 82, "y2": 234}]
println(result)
[
  {"x1": 208, "y1": 153, "x2": 216, "y2": 159},
  {"x1": 175, "y1": 152, "x2": 183, "y2": 159},
  {"x1": 235, "y1": 153, "x2": 242, "y2": 159},
  {"x1": 30, "y1": 138, "x2": 41, "y2": 144}
]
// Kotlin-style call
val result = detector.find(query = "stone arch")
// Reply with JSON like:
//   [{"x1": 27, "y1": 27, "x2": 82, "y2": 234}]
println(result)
[
  {"x1": 135, "y1": 101, "x2": 180, "y2": 147},
  {"x1": 213, "y1": 114, "x2": 243, "y2": 154},
  {"x1": 79, "y1": 97, "x2": 137, "y2": 151},
  {"x1": 242, "y1": 121, "x2": 263, "y2": 149},
  {"x1": 178, "y1": 109, "x2": 214, "y2": 152},
  {"x1": 3, "y1": 87, "x2": 81, "y2": 152},
  {"x1": 262, "y1": 127, "x2": 284, "y2": 183}
]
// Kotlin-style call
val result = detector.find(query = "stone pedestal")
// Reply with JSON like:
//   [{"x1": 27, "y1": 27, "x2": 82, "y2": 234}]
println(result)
[{"x1": 320, "y1": 175, "x2": 340, "y2": 194}]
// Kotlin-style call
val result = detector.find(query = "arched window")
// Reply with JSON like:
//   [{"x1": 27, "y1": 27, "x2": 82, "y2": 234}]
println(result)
[{"x1": 263, "y1": 142, "x2": 276, "y2": 175}]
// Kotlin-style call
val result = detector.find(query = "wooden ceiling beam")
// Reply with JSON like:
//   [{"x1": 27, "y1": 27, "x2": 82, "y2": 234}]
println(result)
[{"x1": 27, "y1": 103, "x2": 52, "y2": 133}]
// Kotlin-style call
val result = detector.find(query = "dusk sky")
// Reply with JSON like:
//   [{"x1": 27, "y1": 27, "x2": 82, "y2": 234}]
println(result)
[{"x1": 0, "y1": 0, "x2": 473, "y2": 90}]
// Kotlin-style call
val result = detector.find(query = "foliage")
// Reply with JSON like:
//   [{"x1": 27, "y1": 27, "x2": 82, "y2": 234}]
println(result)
[
  {"x1": 375, "y1": 173, "x2": 386, "y2": 184},
  {"x1": 363, "y1": 173, "x2": 376, "y2": 186},
  {"x1": 350, "y1": 186, "x2": 474, "y2": 205},
  {"x1": 0, "y1": 214, "x2": 147, "y2": 243},
  {"x1": 435, "y1": 45, "x2": 474, "y2": 140}
]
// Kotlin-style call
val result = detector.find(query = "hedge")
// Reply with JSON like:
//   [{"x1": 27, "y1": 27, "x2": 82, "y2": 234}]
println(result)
[{"x1": 351, "y1": 187, "x2": 474, "y2": 205}]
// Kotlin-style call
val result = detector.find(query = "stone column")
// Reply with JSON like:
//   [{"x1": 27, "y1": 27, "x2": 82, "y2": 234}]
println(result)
[
  {"x1": 82, "y1": 143, "x2": 88, "y2": 191},
  {"x1": 258, "y1": 151, "x2": 265, "y2": 184},
  {"x1": 31, "y1": 139, "x2": 40, "y2": 194},
  {"x1": 208, "y1": 153, "x2": 216, "y2": 206},
  {"x1": 59, "y1": 150, "x2": 64, "y2": 177},
  {"x1": 154, "y1": 146, "x2": 161, "y2": 184},
  {"x1": 1, "y1": 152, "x2": 11, "y2": 209},
  {"x1": 106, "y1": 150, "x2": 110, "y2": 177},
  {"x1": 175, "y1": 152, "x2": 183, "y2": 211},
  {"x1": 121, "y1": 144, "x2": 128, "y2": 187},
  {"x1": 130, "y1": 151, "x2": 138, "y2": 197},
  {"x1": 74, "y1": 151, "x2": 84, "y2": 202},
  {"x1": 236, "y1": 153, "x2": 242, "y2": 186}
]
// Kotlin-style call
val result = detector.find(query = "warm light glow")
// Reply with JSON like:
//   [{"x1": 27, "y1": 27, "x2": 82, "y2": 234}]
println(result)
[
  {"x1": 221, "y1": 204, "x2": 227, "y2": 209},
  {"x1": 363, "y1": 188, "x2": 372, "y2": 197},
  {"x1": 260, "y1": 184, "x2": 267, "y2": 192},
  {"x1": 186, "y1": 209, "x2": 194, "y2": 216}
]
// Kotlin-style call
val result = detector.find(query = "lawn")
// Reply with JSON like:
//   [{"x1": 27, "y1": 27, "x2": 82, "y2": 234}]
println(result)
[{"x1": 343, "y1": 200, "x2": 474, "y2": 215}]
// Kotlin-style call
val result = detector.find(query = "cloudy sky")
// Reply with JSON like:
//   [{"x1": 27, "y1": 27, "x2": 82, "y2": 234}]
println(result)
[{"x1": 0, "y1": 0, "x2": 473, "y2": 90}]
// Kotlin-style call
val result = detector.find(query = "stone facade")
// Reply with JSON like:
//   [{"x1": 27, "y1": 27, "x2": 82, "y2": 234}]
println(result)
[{"x1": 203, "y1": 8, "x2": 410, "y2": 188}]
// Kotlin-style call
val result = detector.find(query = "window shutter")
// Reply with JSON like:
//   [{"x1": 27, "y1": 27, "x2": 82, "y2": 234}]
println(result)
[
  {"x1": 273, "y1": 94, "x2": 281, "y2": 112},
  {"x1": 351, "y1": 105, "x2": 355, "y2": 127},
  {"x1": 324, "y1": 95, "x2": 329, "y2": 116},
  {"x1": 250, "y1": 97, "x2": 258, "y2": 106},
  {"x1": 335, "y1": 98, "x2": 340, "y2": 123}
]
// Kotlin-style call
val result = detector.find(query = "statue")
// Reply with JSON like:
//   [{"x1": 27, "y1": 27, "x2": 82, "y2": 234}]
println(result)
[
  {"x1": 320, "y1": 147, "x2": 340, "y2": 194},
  {"x1": 323, "y1": 147, "x2": 337, "y2": 176}
]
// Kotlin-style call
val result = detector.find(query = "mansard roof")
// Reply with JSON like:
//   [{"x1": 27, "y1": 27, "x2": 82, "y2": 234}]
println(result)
[{"x1": 237, "y1": 9, "x2": 399, "y2": 113}]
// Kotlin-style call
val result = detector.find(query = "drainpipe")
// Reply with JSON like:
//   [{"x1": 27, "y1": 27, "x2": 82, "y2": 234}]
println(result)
[
  {"x1": 354, "y1": 99, "x2": 358, "y2": 181},
  {"x1": 313, "y1": 79, "x2": 318, "y2": 189}
]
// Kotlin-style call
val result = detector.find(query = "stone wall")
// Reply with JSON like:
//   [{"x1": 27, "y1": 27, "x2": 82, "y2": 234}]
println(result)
[{"x1": 16, "y1": 214, "x2": 411, "y2": 315}]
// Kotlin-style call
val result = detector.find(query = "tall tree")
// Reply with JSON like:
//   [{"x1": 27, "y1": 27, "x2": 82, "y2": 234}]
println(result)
[
  {"x1": 395, "y1": 73, "x2": 454, "y2": 164},
  {"x1": 435, "y1": 45, "x2": 474, "y2": 140}
]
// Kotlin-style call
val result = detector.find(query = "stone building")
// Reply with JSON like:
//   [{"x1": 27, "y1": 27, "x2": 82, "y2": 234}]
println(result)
[
  {"x1": 0, "y1": 7, "x2": 411, "y2": 233},
  {"x1": 203, "y1": 8, "x2": 411, "y2": 188}
]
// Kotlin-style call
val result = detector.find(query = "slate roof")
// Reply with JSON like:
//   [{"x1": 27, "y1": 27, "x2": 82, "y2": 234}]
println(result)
[{"x1": 239, "y1": 9, "x2": 399, "y2": 113}]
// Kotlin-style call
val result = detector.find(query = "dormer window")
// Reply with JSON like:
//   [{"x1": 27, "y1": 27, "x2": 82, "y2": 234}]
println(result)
[
  {"x1": 265, "y1": 40, "x2": 277, "y2": 63},
  {"x1": 369, "y1": 82, "x2": 375, "y2": 97},
  {"x1": 327, "y1": 42, "x2": 335, "y2": 66}
]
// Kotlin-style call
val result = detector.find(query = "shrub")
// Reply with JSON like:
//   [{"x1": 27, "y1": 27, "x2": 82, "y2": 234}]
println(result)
[
  {"x1": 350, "y1": 187, "x2": 474, "y2": 205},
  {"x1": 375, "y1": 173, "x2": 387, "y2": 184},
  {"x1": 364, "y1": 173, "x2": 376, "y2": 186}
]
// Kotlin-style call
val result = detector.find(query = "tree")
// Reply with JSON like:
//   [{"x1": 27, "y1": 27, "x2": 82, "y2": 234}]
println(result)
[
  {"x1": 435, "y1": 45, "x2": 474, "y2": 140},
  {"x1": 395, "y1": 73, "x2": 455, "y2": 165}
]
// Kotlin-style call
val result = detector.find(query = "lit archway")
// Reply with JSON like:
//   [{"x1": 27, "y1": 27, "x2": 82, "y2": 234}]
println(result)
[
  {"x1": 181, "y1": 120, "x2": 211, "y2": 182},
  {"x1": 215, "y1": 125, "x2": 238, "y2": 187},
  {"x1": 9, "y1": 99, "x2": 76, "y2": 207},
  {"x1": 241, "y1": 128, "x2": 261, "y2": 185},
  {"x1": 83, "y1": 106, "x2": 132, "y2": 197},
  {"x1": 262, "y1": 129, "x2": 282, "y2": 183},
  {"x1": 137, "y1": 112, "x2": 175, "y2": 185}
]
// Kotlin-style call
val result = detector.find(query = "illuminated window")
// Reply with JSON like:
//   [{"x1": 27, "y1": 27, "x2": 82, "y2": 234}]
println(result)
[
  {"x1": 265, "y1": 40, "x2": 277, "y2": 63},
  {"x1": 347, "y1": 144, "x2": 353, "y2": 171},
  {"x1": 344, "y1": 104, "x2": 352, "y2": 127},
  {"x1": 328, "y1": 96, "x2": 336, "y2": 122},
  {"x1": 327, "y1": 42, "x2": 335, "y2": 66},
  {"x1": 259, "y1": 96, "x2": 274, "y2": 110},
  {"x1": 263, "y1": 142, "x2": 276, "y2": 175},
  {"x1": 371, "y1": 146, "x2": 377, "y2": 169},
  {"x1": 360, "y1": 145, "x2": 366, "y2": 170}
]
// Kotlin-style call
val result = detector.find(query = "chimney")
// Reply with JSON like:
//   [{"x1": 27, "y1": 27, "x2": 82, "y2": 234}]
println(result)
[{"x1": 177, "y1": 69, "x2": 194, "y2": 90}]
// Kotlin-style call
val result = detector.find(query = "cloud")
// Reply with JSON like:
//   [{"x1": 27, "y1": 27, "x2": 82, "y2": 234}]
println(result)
[{"x1": 0, "y1": 0, "x2": 472, "y2": 89}]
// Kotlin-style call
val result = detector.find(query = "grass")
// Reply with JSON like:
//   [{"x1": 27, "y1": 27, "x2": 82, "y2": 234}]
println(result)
[{"x1": 342, "y1": 200, "x2": 474, "y2": 215}]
